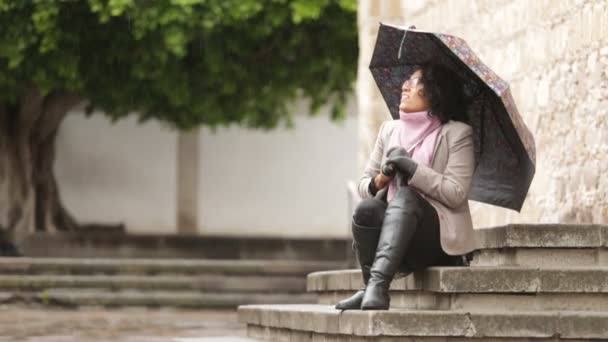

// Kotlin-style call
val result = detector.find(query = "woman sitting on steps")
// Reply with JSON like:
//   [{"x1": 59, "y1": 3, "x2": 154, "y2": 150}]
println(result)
[{"x1": 336, "y1": 63, "x2": 476, "y2": 311}]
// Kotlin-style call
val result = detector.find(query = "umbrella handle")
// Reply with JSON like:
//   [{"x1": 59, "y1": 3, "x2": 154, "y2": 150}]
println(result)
[{"x1": 397, "y1": 26, "x2": 416, "y2": 60}]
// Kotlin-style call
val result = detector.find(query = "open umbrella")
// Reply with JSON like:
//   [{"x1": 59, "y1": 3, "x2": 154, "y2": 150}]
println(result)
[{"x1": 369, "y1": 23, "x2": 536, "y2": 211}]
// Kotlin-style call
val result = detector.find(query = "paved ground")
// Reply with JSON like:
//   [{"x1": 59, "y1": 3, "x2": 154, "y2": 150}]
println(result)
[{"x1": 0, "y1": 304, "x2": 246, "y2": 341}]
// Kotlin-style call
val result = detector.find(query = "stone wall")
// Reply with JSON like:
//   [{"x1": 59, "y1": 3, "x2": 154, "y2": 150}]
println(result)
[{"x1": 357, "y1": 0, "x2": 608, "y2": 227}]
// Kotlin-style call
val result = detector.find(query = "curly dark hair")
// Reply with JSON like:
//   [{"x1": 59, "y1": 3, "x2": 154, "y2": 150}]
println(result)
[{"x1": 415, "y1": 63, "x2": 469, "y2": 124}]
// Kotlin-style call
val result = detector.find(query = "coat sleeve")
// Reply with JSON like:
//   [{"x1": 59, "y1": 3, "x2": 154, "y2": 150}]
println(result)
[
  {"x1": 407, "y1": 124, "x2": 474, "y2": 208},
  {"x1": 357, "y1": 121, "x2": 388, "y2": 199}
]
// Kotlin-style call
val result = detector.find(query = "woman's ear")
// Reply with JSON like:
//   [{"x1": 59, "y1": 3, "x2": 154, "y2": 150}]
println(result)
[{"x1": 419, "y1": 88, "x2": 431, "y2": 108}]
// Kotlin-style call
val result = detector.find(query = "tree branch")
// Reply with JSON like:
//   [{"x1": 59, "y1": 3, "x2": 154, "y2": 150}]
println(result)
[
  {"x1": 18, "y1": 85, "x2": 44, "y2": 135},
  {"x1": 0, "y1": 104, "x2": 6, "y2": 136},
  {"x1": 35, "y1": 91, "x2": 84, "y2": 142}
]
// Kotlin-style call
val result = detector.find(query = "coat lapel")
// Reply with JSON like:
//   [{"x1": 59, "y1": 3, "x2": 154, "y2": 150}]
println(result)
[{"x1": 430, "y1": 126, "x2": 445, "y2": 169}]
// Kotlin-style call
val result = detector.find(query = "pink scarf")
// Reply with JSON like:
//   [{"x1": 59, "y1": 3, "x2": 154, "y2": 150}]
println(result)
[{"x1": 387, "y1": 110, "x2": 442, "y2": 202}]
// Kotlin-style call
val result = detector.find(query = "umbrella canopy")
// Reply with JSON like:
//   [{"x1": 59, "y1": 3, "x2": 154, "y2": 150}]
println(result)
[{"x1": 369, "y1": 23, "x2": 536, "y2": 211}]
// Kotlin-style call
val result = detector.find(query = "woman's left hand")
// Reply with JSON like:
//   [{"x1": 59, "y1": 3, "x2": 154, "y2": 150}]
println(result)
[{"x1": 384, "y1": 150, "x2": 418, "y2": 181}]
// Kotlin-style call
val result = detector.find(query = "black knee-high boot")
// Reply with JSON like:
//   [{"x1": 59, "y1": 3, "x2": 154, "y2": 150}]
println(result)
[
  {"x1": 335, "y1": 199, "x2": 385, "y2": 310},
  {"x1": 360, "y1": 178, "x2": 421, "y2": 310},
  {"x1": 335, "y1": 224, "x2": 381, "y2": 310}
]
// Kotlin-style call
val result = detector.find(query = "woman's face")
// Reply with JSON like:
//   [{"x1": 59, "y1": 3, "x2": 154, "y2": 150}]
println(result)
[{"x1": 399, "y1": 70, "x2": 430, "y2": 113}]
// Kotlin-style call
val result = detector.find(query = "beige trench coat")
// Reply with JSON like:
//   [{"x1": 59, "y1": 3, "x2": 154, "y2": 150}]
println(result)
[{"x1": 358, "y1": 119, "x2": 476, "y2": 255}]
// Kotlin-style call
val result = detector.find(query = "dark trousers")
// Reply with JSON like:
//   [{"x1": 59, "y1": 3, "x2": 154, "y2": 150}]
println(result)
[{"x1": 353, "y1": 187, "x2": 461, "y2": 272}]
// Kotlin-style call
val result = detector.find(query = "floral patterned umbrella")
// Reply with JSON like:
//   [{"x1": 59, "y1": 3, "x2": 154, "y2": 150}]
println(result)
[{"x1": 369, "y1": 23, "x2": 536, "y2": 211}]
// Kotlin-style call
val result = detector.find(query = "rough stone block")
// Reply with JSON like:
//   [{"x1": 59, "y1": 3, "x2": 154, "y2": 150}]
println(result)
[
  {"x1": 599, "y1": 249, "x2": 608, "y2": 265},
  {"x1": 559, "y1": 312, "x2": 608, "y2": 339},
  {"x1": 372, "y1": 310, "x2": 471, "y2": 337},
  {"x1": 238, "y1": 306, "x2": 260, "y2": 325},
  {"x1": 475, "y1": 224, "x2": 604, "y2": 248},
  {"x1": 470, "y1": 248, "x2": 601, "y2": 267},
  {"x1": 448, "y1": 293, "x2": 608, "y2": 312},
  {"x1": 468, "y1": 311, "x2": 557, "y2": 338}
]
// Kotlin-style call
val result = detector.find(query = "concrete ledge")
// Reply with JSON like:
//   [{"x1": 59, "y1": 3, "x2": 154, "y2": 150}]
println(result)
[
  {"x1": 475, "y1": 224, "x2": 608, "y2": 248},
  {"x1": 20, "y1": 232, "x2": 350, "y2": 261},
  {"x1": 307, "y1": 268, "x2": 608, "y2": 293},
  {"x1": 0, "y1": 290, "x2": 316, "y2": 308},
  {"x1": 174, "y1": 338, "x2": 258, "y2": 342},
  {"x1": 0, "y1": 257, "x2": 331, "y2": 309},
  {"x1": 0, "y1": 274, "x2": 305, "y2": 293},
  {"x1": 0, "y1": 257, "x2": 343, "y2": 276},
  {"x1": 246, "y1": 324, "x2": 590, "y2": 341},
  {"x1": 238, "y1": 304, "x2": 608, "y2": 339},
  {"x1": 308, "y1": 268, "x2": 608, "y2": 312},
  {"x1": 470, "y1": 247, "x2": 608, "y2": 267},
  {"x1": 317, "y1": 291, "x2": 608, "y2": 312},
  {"x1": 174, "y1": 338, "x2": 259, "y2": 342}
]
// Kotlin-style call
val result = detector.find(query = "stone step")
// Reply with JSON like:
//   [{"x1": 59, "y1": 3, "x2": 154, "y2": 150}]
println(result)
[
  {"x1": 20, "y1": 231, "x2": 350, "y2": 261},
  {"x1": 475, "y1": 224, "x2": 608, "y2": 248},
  {"x1": 470, "y1": 247, "x2": 608, "y2": 267},
  {"x1": 0, "y1": 257, "x2": 344, "y2": 276},
  {"x1": 308, "y1": 268, "x2": 608, "y2": 311},
  {"x1": 0, "y1": 274, "x2": 305, "y2": 293},
  {"x1": 173, "y1": 338, "x2": 260, "y2": 342},
  {"x1": 472, "y1": 224, "x2": 608, "y2": 266},
  {"x1": 238, "y1": 304, "x2": 608, "y2": 340},
  {"x1": 0, "y1": 290, "x2": 316, "y2": 308}
]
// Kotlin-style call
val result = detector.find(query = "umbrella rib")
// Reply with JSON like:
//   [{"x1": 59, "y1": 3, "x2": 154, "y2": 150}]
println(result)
[
  {"x1": 429, "y1": 34, "x2": 489, "y2": 96},
  {"x1": 397, "y1": 31, "x2": 407, "y2": 60}
]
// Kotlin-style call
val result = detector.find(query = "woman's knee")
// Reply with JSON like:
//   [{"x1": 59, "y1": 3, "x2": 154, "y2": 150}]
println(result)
[{"x1": 353, "y1": 198, "x2": 386, "y2": 228}]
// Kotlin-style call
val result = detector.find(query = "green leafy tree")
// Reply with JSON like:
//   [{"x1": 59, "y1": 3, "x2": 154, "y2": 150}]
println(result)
[{"x1": 0, "y1": 0, "x2": 357, "y2": 242}]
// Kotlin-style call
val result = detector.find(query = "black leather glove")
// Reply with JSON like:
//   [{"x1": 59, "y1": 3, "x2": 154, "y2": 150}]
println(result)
[
  {"x1": 383, "y1": 147, "x2": 418, "y2": 181},
  {"x1": 381, "y1": 147, "x2": 406, "y2": 177}
]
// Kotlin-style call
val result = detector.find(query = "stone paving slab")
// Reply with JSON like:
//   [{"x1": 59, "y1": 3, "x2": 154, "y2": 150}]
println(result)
[
  {"x1": 0, "y1": 305, "x2": 245, "y2": 341},
  {"x1": 0, "y1": 257, "x2": 344, "y2": 276},
  {"x1": 307, "y1": 267, "x2": 608, "y2": 293},
  {"x1": 238, "y1": 304, "x2": 608, "y2": 339},
  {"x1": 475, "y1": 224, "x2": 608, "y2": 248}
]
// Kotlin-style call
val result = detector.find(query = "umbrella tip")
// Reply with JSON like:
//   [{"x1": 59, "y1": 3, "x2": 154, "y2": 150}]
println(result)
[{"x1": 408, "y1": 25, "x2": 417, "y2": 30}]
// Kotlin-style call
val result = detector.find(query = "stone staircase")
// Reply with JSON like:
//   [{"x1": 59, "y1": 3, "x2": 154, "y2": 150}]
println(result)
[
  {"x1": 0, "y1": 257, "x2": 343, "y2": 308},
  {"x1": 237, "y1": 224, "x2": 608, "y2": 340}
]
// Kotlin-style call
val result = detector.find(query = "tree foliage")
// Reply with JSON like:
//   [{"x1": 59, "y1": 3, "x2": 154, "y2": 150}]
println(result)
[{"x1": 0, "y1": 0, "x2": 357, "y2": 129}]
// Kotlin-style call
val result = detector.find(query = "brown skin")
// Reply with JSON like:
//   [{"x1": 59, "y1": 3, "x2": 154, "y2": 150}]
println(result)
[
  {"x1": 373, "y1": 70, "x2": 431, "y2": 190},
  {"x1": 399, "y1": 70, "x2": 430, "y2": 113}
]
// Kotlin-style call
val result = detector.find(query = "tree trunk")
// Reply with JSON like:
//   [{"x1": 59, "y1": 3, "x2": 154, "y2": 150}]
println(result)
[{"x1": 0, "y1": 87, "x2": 82, "y2": 250}]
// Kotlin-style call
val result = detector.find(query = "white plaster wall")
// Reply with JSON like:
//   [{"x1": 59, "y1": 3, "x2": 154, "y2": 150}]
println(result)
[
  {"x1": 55, "y1": 98, "x2": 358, "y2": 238},
  {"x1": 55, "y1": 112, "x2": 178, "y2": 234},
  {"x1": 197, "y1": 99, "x2": 358, "y2": 238}
]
